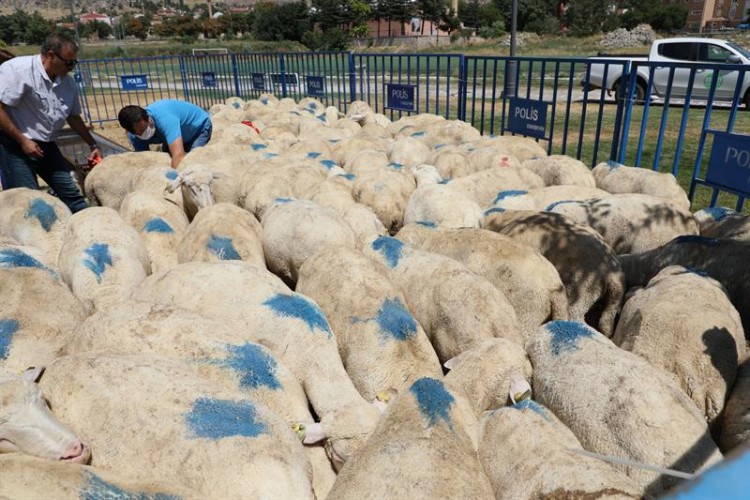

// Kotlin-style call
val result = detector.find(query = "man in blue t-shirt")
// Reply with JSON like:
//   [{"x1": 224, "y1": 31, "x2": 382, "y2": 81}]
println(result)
[{"x1": 117, "y1": 100, "x2": 212, "y2": 169}]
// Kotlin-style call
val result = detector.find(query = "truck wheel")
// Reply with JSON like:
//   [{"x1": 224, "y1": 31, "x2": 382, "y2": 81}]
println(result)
[{"x1": 614, "y1": 79, "x2": 646, "y2": 103}]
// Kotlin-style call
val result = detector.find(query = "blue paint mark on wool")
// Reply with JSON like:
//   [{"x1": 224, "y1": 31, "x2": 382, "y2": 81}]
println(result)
[
  {"x1": 143, "y1": 217, "x2": 174, "y2": 233},
  {"x1": 319, "y1": 159, "x2": 338, "y2": 169},
  {"x1": 545, "y1": 199, "x2": 581, "y2": 212},
  {"x1": 83, "y1": 243, "x2": 112, "y2": 284},
  {"x1": 185, "y1": 397, "x2": 268, "y2": 439},
  {"x1": 371, "y1": 237, "x2": 404, "y2": 268},
  {"x1": 165, "y1": 170, "x2": 179, "y2": 180},
  {"x1": 0, "y1": 248, "x2": 46, "y2": 270},
  {"x1": 606, "y1": 160, "x2": 623, "y2": 169},
  {"x1": 0, "y1": 319, "x2": 19, "y2": 360},
  {"x1": 206, "y1": 235, "x2": 241, "y2": 260},
  {"x1": 307, "y1": 152, "x2": 322, "y2": 159},
  {"x1": 263, "y1": 294, "x2": 332, "y2": 337},
  {"x1": 484, "y1": 207, "x2": 506, "y2": 216},
  {"x1": 307, "y1": 102, "x2": 318, "y2": 110},
  {"x1": 375, "y1": 298, "x2": 417, "y2": 341},
  {"x1": 328, "y1": 139, "x2": 340, "y2": 144},
  {"x1": 224, "y1": 343, "x2": 282, "y2": 391},
  {"x1": 274, "y1": 197, "x2": 293, "y2": 203},
  {"x1": 547, "y1": 321, "x2": 594, "y2": 356},
  {"x1": 512, "y1": 400, "x2": 551, "y2": 422},
  {"x1": 411, "y1": 131, "x2": 425, "y2": 137},
  {"x1": 251, "y1": 143, "x2": 267, "y2": 151},
  {"x1": 261, "y1": 97, "x2": 269, "y2": 105},
  {"x1": 316, "y1": 114, "x2": 327, "y2": 122},
  {"x1": 493, "y1": 190, "x2": 528, "y2": 204},
  {"x1": 416, "y1": 221, "x2": 436, "y2": 228},
  {"x1": 388, "y1": 162, "x2": 404, "y2": 171},
  {"x1": 339, "y1": 173, "x2": 356, "y2": 180},
  {"x1": 701, "y1": 207, "x2": 735, "y2": 221},
  {"x1": 676, "y1": 266, "x2": 710, "y2": 278},
  {"x1": 81, "y1": 471, "x2": 181, "y2": 500},
  {"x1": 410, "y1": 377, "x2": 454, "y2": 429},
  {"x1": 674, "y1": 235, "x2": 720, "y2": 247},
  {"x1": 24, "y1": 198, "x2": 57, "y2": 232},
  {"x1": 263, "y1": 152, "x2": 279, "y2": 159},
  {"x1": 438, "y1": 178, "x2": 451, "y2": 185},
  {"x1": 231, "y1": 102, "x2": 241, "y2": 109}
]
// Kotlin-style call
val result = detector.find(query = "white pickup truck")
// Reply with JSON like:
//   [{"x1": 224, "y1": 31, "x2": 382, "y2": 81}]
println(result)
[{"x1": 581, "y1": 37, "x2": 750, "y2": 108}]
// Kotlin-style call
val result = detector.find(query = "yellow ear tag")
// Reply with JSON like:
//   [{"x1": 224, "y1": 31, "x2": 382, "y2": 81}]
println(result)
[{"x1": 291, "y1": 422, "x2": 306, "y2": 440}]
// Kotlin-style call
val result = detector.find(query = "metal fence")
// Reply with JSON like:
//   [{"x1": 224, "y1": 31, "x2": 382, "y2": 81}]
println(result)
[{"x1": 74, "y1": 51, "x2": 750, "y2": 210}]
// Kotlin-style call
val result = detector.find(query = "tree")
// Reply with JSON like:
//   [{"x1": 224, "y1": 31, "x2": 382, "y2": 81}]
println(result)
[
  {"x1": 620, "y1": 0, "x2": 687, "y2": 32},
  {"x1": 79, "y1": 20, "x2": 114, "y2": 40},
  {"x1": 564, "y1": 0, "x2": 611, "y2": 36},
  {"x1": 253, "y1": 2, "x2": 310, "y2": 42},
  {"x1": 439, "y1": 7, "x2": 461, "y2": 36},
  {"x1": 418, "y1": 0, "x2": 445, "y2": 33},
  {"x1": 24, "y1": 12, "x2": 53, "y2": 45},
  {"x1": 492, "y1": 0, "x2": 557, "y2": 33},
  {"x1": 459, "y1": 0, "x2": 482, "y2": 33}
]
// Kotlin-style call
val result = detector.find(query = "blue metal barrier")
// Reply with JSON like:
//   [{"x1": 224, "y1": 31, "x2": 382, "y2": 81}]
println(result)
[{"x1": 74, "y1": 51, "x2": 750, "y2": 210}]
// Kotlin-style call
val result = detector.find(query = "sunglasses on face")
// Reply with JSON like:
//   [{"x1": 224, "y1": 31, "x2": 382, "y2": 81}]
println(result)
[{"x1": 53, "y1": 52, "x2": 77, "y2": 68}]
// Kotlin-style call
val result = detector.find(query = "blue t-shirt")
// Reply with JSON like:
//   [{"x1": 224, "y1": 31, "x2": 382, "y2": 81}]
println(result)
[{"x1": 129, "y1": 100, "x2": 210, "y2": 152}]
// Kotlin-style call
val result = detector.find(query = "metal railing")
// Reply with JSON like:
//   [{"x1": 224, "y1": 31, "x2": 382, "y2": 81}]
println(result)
[{"x1": 73, "y1": 51, "x2": 750, "y2": 210}]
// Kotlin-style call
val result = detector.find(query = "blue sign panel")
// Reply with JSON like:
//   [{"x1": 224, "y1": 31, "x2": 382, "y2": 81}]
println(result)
[
  {"x1": 706, "y1": 130, "x2": 750, "y2": 196},
  {"x1": 385, "y1": 84, "x2": 417, "y2": 112},
  {"x1": 507, "y1": 97, "x2": 548, "y2": 139},
  {"x1": 252, "y1": 73, "x2": 265, "y2": 91},
  {"x1": 121, "y1": 75, "x2": 148, "y2": 90},
  {"x1": 202, "y1": 72, "x2": 217, "y2": 88},
  {"x1": 306, "y1": 76, "x2": 325, "y2": 98}
]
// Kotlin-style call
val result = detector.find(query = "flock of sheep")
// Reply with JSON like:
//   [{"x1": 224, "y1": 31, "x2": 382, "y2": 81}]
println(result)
[{"x1": 1, "y1": 93, "x2": 749, "y2": 499}]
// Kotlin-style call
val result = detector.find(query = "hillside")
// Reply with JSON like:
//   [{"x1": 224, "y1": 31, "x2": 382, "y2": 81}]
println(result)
[{"x1": 0, "y1": 0, "x2": 234, "y2": 19}]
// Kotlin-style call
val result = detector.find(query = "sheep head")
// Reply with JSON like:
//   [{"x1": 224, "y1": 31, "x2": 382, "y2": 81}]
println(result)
[
  {"x1": 166, "y1": 164, "x2": 218, "y2": 214},
  {"x1": 410, "y1": 164, "x2": 442, "y2": 187}
]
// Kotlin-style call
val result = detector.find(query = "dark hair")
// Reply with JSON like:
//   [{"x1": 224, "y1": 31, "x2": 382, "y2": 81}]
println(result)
[
  {"x1": 41, "y1": 32, "x2": 78, "y2": 56},
  {"x1": 0, "y1": 48, "x2": 14, "y2": 65},
  {"x1": 118, "y1": 105, "x2": 148, "y2": 132}
]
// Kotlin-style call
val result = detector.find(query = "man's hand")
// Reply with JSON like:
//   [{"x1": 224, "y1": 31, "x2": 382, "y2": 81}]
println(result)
[{"x1": 20, "y1": 136, "x2": 43, "y2": 158}]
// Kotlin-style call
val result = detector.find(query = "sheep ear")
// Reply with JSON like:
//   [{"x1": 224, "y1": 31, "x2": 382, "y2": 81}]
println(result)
[
  {"x1": 294, "y1": 422, "x2": 327, "y2": 444},
  {"x1": 443, "y1": 354, "x2": 464, "y2": 371},
  {"x1": 21, "y1": 366, "x2": 45, "y2": 383},
  {"x1": 372, "y1": 388, "x2": 398, "y2": 413},
  {"x1": 165, "y1": 176, "x2": 183, "y2": 193}
]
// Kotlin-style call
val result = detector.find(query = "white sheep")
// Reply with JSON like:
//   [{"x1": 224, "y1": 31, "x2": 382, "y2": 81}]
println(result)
[
  {"x1": 119, "y1": 190, "x2": 189, "y2": 274},
  {"x1": 528, "y1": 320, "x2": 722, "y2": 495},
  {"x1": 166, "y1": 163, "x2": 220, "y2": 220},
  {"x1": 130, "y1": 261, "x2": 381, "y2": 470},
  {"x1": 447, "y1": 160, "x2": 546, "y2": 209},
  {"x1": 395, "y1": 223, "x2": 569, "y2": 337},
  {"x1": 592, "y1": 161, "x2": 691, "y2": 211},
  {"x1": 476, "y1": 134, "x2": 548, "y2": 162},
  {"x1": 443, "y1": 338, "x2": 533, "y2": 417},
  {"x1": 521, "y1": 154, "x2": 597, "y2": 187},
  {"x1": 721, "y1": 359, "x2": 750, "y2": 453},
  {"x1": 388, "y1": 136, "x2": 431, "y2": 168},
  {"x1": 364, "y1": 236, "x2": 524, "y2": 362},
  {"x1": 490, "y1": 184, "x2": 610, "y2": 211},
  {"x1": 694, "y1": 207, "x2": 750, "y2": 241},
  {"x1": 57, "y1": 207, "x2": 151, "y2": 314},
  {"x1": 0, "y1": 367, "x2": 89, "y2": 464},
  {"x1": 83, "y1": 151, "x2": 172, "y2": 209},
  {"x1": 546, "y1": 193, "x2": 699, "y2": 254},
  {"x1": 325, "y1": 377, "x2": 495, "y2": 500},
  {"x1": 619, "y1": 235, "x2": 750, "y2": 337},
  {"x1": 178, "y1": 202, "x2": 265, "y2": 267},
  {"x1": 478, "y1": 400, "x2": 642, "y2": 498},
  {"x1": 0, "y1": 454, "x2": 192, "y2": 499},
  {"x1": 65, "y1": 300, "x2": 337, "y2": 498},
  {"x1": 40, "y1": 353, "x2": 316, "y2": 499},
  {"x1": 403, "y1": 164, "x2": 484, "y2": 228},
  {"x1": 0, "y1": 262, "x2": 86, "y2": 372},
  {"x1": 427, "y1": 146, "x2": 476, "y2": 178},
  {"x1": 0, "y1": 188, "x2": 71, "y2": 269},
  {"x1": 296, "y1": 246, "x2": 443, "y2": 401},
  {"x1": 613, "y1": 265, "x2": 745, "y2": 433},
  {"x1": 483, "y1": 209, "x2": 625, "y2": 337},
  {"x1": 261, "y1": 199, "x2": 357, "y2": 287}
]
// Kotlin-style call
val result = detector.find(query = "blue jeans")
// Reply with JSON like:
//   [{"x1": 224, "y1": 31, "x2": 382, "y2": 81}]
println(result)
[
  {"x1": 0, "y1": 133, "x2": 87, "y2": 213},
  {"x1": 185, "y1": 120, "x2": 212, "y2": 151}
]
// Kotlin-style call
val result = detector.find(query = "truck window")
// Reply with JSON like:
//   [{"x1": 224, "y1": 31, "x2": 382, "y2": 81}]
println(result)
[
  {"x1": 658, "y1": 42, "x2": 694, "y2": 61},
  {"x1": 699, "y1": 44, "x2": 734, "y2": 62}
]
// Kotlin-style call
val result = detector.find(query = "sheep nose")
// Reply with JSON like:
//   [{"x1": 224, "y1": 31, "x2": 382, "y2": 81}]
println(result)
[{"x1": 60, "y1": 441, "x2": 90, "y2": 464}]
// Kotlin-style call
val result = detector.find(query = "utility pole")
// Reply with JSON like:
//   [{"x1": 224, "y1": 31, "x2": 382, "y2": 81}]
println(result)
[
  {"x1": 505, "y1": 0, "x2": 518, "y2": 98},
  {"x1": 206, "y1": 0, "x2": 213, "y2": 18},
  {"x1": 68, "y1": 0, "x2": 81, "y2": 52}
]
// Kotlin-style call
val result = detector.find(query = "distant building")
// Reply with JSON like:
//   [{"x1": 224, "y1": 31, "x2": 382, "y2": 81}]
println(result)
[
  {"x1": 661, "y1": 0, "x2": 750, "y2": 31},
  {"x1": 78, "y1": 12, "x2": 113, "y2": 27}
]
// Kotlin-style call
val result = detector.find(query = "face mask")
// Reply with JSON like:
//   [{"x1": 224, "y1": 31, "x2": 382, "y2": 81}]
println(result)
[{"x1": 137, "y1": 119, "x2": 155, "y2": 140}]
